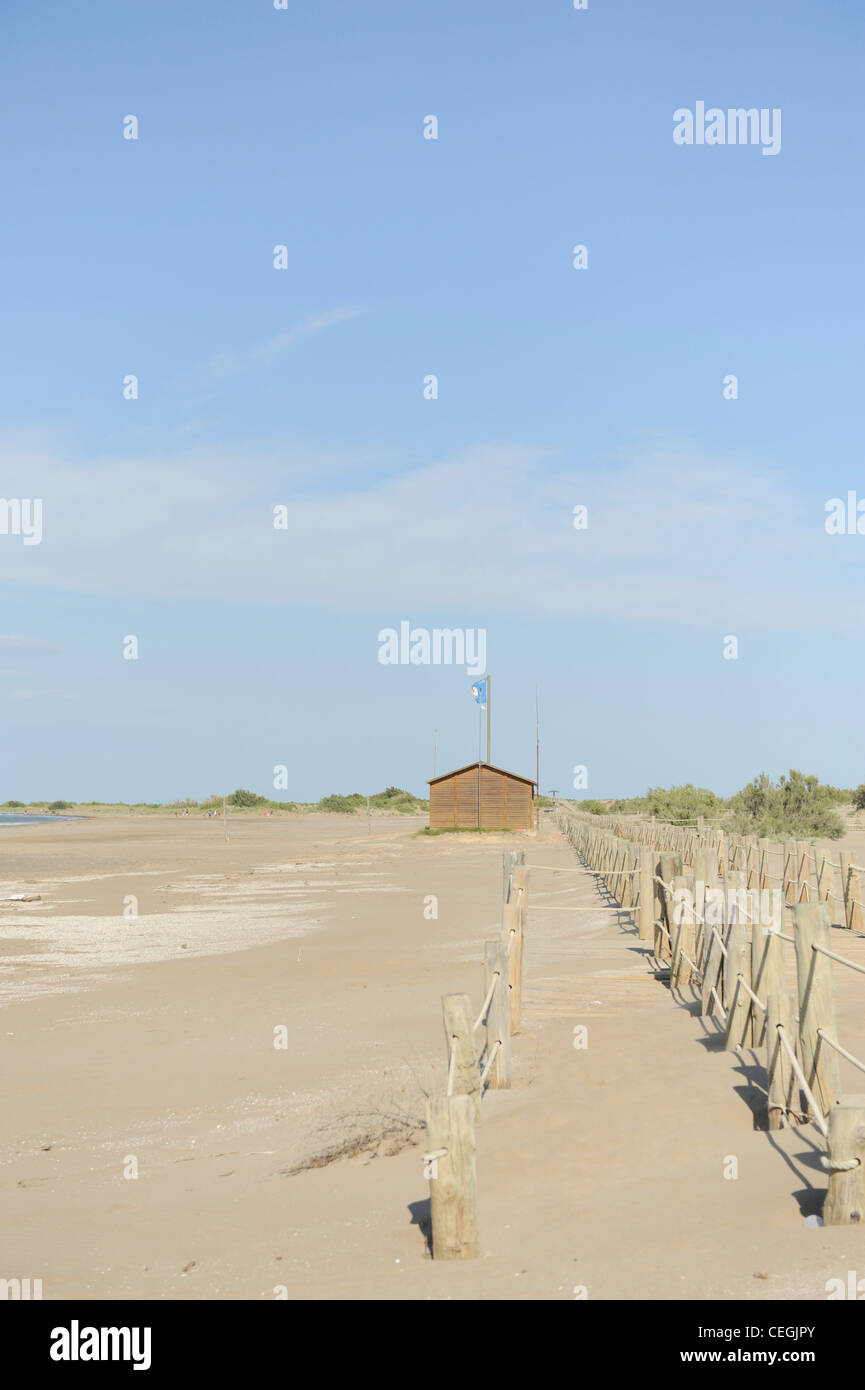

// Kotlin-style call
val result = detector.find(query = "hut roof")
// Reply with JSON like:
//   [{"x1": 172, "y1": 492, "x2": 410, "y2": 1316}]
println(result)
[{"x1": 427, "y1": 761, "x2": 536, "y2": 788}]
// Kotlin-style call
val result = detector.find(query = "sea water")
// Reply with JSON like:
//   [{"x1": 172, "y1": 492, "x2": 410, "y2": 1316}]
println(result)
[{"x1": 0, "y1": 812, "x2": 78, "y2": 827}]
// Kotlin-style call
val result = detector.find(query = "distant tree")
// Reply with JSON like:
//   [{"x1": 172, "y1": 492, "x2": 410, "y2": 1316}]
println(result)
[
  {"x1": 47, "y1": 800, "x2": 72, "y2": 811},
  {"x1": 853, "y1": 785, "x2": 865, "y2": 811}
]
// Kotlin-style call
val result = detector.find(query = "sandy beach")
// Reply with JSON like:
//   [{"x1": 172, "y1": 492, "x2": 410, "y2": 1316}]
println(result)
[{"x1": 2, "y1": 811, "x2": 865, "y2": 1300}]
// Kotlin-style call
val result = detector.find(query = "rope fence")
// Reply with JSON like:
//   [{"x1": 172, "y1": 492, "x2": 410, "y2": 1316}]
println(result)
[
  {"x1": 556, "y1": 805, "x2": 865, "y2": 1226},
  {"x1": 423, "y1": 856, "x2": 529, "y2": 1259},
  {"x1": 472, "y1": 972, "x2": 499, "y2": 1034},
  {"x1": 425, "y1": 811, "x2": 865, "y2": 1258}
]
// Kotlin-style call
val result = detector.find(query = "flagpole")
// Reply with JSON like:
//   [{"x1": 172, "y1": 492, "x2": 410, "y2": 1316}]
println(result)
[
  {"x1": 486, "y1": 674, "x2": 491, "y2": 765},
  {"x1": 535, "y1": 684, "x2": 540, "y2": 830}
]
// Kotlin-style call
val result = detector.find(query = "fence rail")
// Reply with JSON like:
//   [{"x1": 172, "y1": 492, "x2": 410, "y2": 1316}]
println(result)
[
  {"x1": 424, "y1": 810, "x2": 865, "y2": 1258},
  {"x1": 557, "y1": 806, "x2": 865, "y2": 1227},
  {"x1": 425, "y1": 858, "x2": 529, "y2": 1259}
]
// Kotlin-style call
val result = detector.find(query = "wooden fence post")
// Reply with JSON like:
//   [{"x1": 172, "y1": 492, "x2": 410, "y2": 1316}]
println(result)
[
  {"x1": 758, "y1": 838, "x2": 771, "y2": 891},
  {"x1": 766, "y1": 992, "x2": 797, "y2": 1131},
  {"x1": 723, "y1": 868, "x2": 746, "y2": 945},
  {"x1": 621, "y1": 839, "x2": 632, "y2": 905},
  {"x1": 613, "y1": 839, "x2": 625, "y2": 902},
  {"x1": 815, "y1": 848, "x2": 832, "y2": 911},
  {"x1": 441, "y1": 994, "x2": 481, "y2": 1117},
  {"x1": 724, "y1": 921, "x2": 751, "y2": 1051},
  {"x1": 670, "y1": 875, "x2": 696, "y2": 991},
  {"x1": 840, "y1": 852, "x2": 864, "y2": 933},
  {"x1": 783, "y1": 839, "x2": 797, "y2": 910},
  {"x1": 797, "y1": 841, "x2": 813, "y2": 902},
  {"x1": 511, "y1": 862, "x2": 529, "y2": 897},
  {"x1": 627, "y1": 841, "x2": 639, "y2": 908},
  {"x1": 502, "y1": 898, "x2": 523, "y2": 1035},
  {"x1": 750, "y1": 910, "x2": 767, "y2": 1048},
  {"x1": 839, "y1": 852, "x2": 853, "y2": 930},
  {"x1": 693, "y1": 845, "x2": 708, "y2": 962},
  {"x1": 657, "y1": 851, "x2": 683, "y2": 961},
  {"x1": 502, "y1": 850, "x2": 523, "y2": 905},
  {"x1": 701, "y1": 883, "x2": 725, "y2": 1016},
  {"x1": 823, "y1": 1097, "x2": 865, "y2": 1226},
  {"x1": 851, "y1": 861, "x2": 865, "y2": 934},
  {"x1": 792, "y1": 902, "x2": 841, "y2": 1117},
  {"x1": 760, "y1": 888, "x2": 785, "y2": 1002},
  {"x1": 639, "y1": 846, "x2": 654, "y2": 942},
  {"x1": 745, "y1": 836, "x2": 758, "y2": 892},
  {"x1": 425, "y1": 1094, "x2": 478, "y2": 1259},
  {"x1": 483, "y1": 941, "x2": 511, "y2": 1088},
  {"x1": 621, "y1": 841, "x2": 633, "y2": 907}
]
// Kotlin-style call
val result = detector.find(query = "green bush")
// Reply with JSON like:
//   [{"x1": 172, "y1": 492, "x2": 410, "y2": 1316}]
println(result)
[
  {"x1": 317, "y1": 794, "x2": 360, "y2": 813},
  {"x1": 726, "y1": 771, "x2": 845, "y2": 840},
  {"x1": 369, "y1": 786, "x2": 427, "y2": 813},
  {"x1": 596, "y1": 772, "x2": 846, "y2": 841},
  {"x1": 3, "y1": 800, "x2": 24, "y2": 808},
  {"x1": 853, "y1": 785, "x2": 865, "y2": 811},
  {"x1": 227, "y1": 788, "x2": 268, "y2": 808},
  {"x1": 607, "y1": 796, "x2": 648, "y2": 815},
  {"x1": 47, "y1": 800, "x2": 72, "y2": 811},
  {"x1": 579, "y1": 799, "x2": 609, "y2": 815},
  {"x1": 644, "y1": 784, "x2": 722, "y2": 825}
]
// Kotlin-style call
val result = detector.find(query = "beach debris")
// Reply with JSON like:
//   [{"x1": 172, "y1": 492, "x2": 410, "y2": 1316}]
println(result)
[{"x1": 4, "y1": 894, "x2": 41, "y2": 902}]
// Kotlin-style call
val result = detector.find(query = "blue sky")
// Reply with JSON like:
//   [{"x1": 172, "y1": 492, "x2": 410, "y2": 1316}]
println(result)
[{"x1": 1, "y1": 0, "x2": 863, "y2": 802}]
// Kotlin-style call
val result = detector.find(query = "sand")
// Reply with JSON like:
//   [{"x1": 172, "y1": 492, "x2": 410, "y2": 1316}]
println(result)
[{"x1": 2, "y1": 811, "x2": 865, "y2": 1300}]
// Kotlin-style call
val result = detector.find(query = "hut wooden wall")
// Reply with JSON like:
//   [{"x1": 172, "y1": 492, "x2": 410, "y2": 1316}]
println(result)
[{"x1": 429, "y1": 765, "x2": 533, "y2": 829}]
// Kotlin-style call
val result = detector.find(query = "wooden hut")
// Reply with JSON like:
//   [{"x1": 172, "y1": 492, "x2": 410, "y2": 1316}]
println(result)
[{"x1": 427, "y1": 762, "x2": 536, "y2": 830}]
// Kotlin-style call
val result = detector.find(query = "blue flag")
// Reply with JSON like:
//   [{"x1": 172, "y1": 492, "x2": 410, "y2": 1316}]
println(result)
[{"x1": 471, "y1": 676, "x2": 488, "y2": 708}]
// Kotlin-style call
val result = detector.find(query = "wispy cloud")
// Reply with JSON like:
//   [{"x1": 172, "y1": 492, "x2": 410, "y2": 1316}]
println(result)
[
  {"x1": 209, "y1": 307, "x2": 365, "y2": 376},
  {"x1": 0, "y1": 432, "x2": 861, "y2": 632},
  {"x1": 0, "y1": 689, "x2": 71, "y2": 700},
  {"x1": 0, "y1": 635, "x2": 62, "y2": 652}
]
